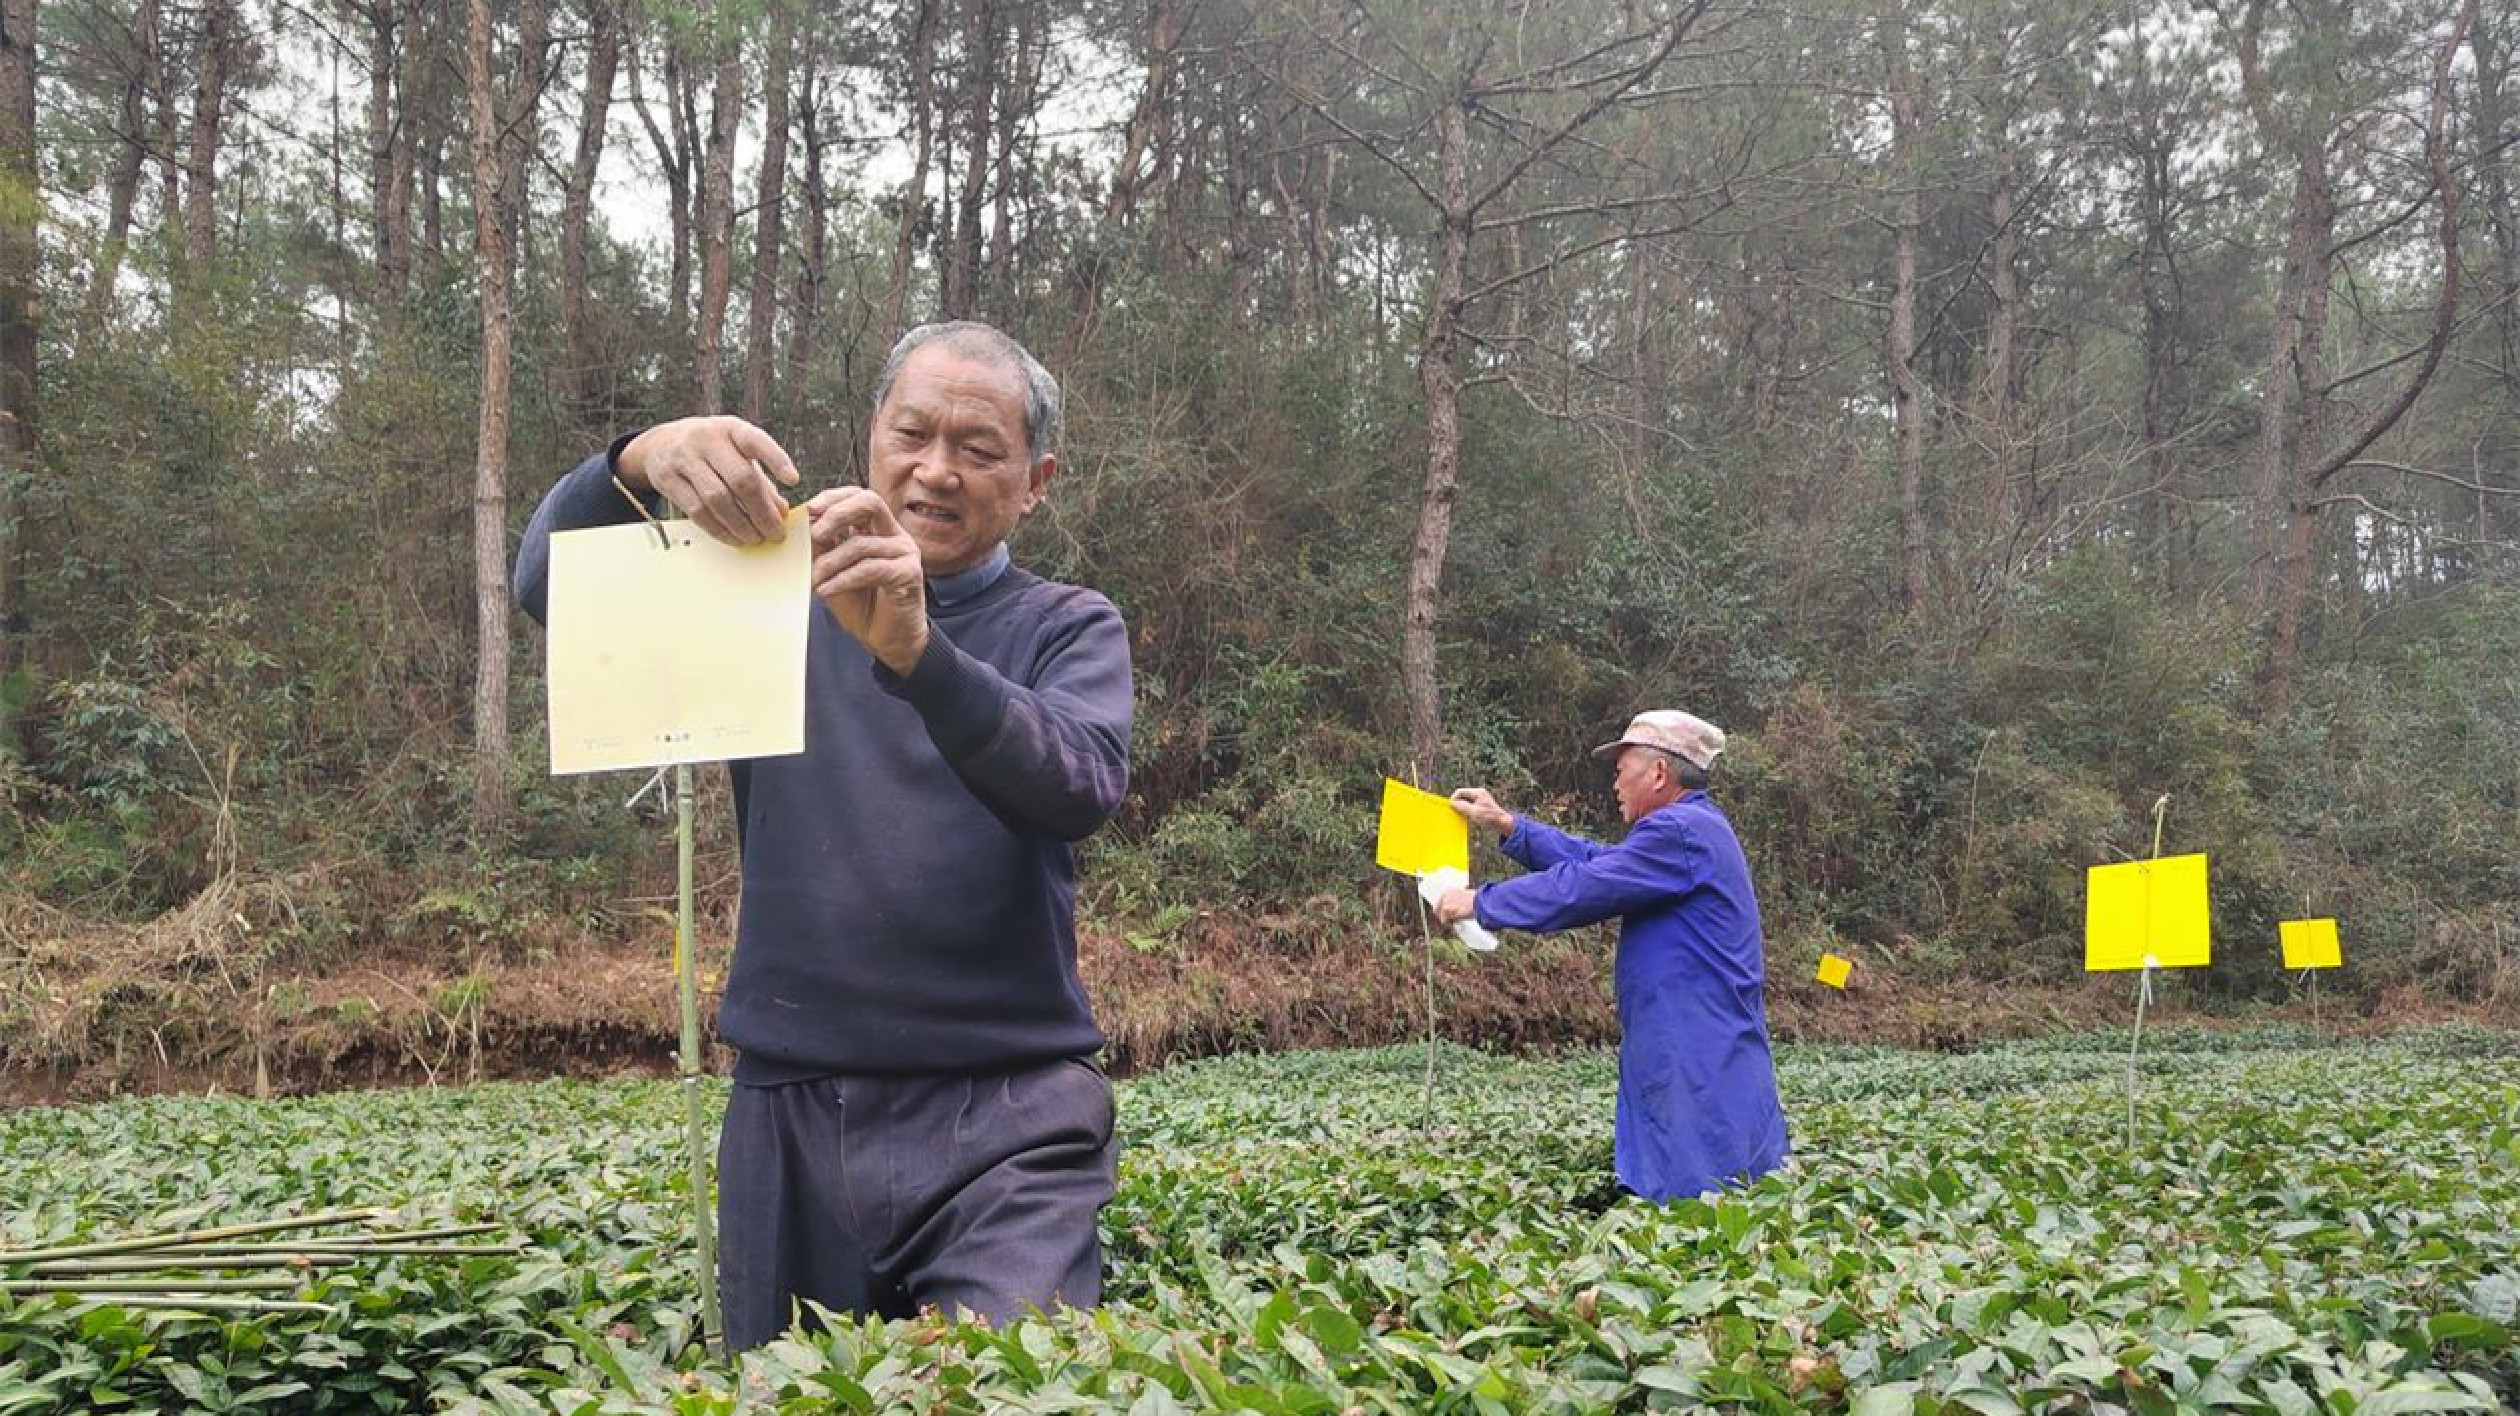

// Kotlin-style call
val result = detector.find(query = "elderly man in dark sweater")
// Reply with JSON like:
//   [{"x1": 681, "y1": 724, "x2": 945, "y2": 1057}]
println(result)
[{"x1": 512, "y1": 322, "x2": 1132, "y2": 1348}]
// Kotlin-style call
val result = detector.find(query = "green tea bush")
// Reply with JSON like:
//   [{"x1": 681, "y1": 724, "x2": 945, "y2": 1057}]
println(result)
[{"x1": 5, "y1": 1032, "x2": 2515, "y2": 1414}]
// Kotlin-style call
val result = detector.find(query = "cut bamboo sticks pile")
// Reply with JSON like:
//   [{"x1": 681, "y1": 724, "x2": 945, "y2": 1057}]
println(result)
[{"x1": 0, "y1": 1206, "x2": 519, "y2": 1317}]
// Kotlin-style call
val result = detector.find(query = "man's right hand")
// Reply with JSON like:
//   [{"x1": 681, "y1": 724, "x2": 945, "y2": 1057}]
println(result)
[
  {"x1": 615, "y1": 415, "x2": 803, "y2": 547},
  {"x1": 1449, "y1": 788, "x2": 1515, "y2": 837}
]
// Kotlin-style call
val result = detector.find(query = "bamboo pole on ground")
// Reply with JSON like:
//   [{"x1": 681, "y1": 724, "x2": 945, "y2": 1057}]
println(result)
[
  {"x1": 26, "y1": 1256, "x2": 356, "y2": 1275},
  {"x1": 0, "y1": 1209, "x2": 390, "y2": 1267},
  {"x1": 2, "y1": 1277, "x2": 299, "y2": 1294},
  {"x1": 132, "y1": 1236, "x2": 502, "y2": 1257},
  {"x1": 56, "y1": 1297, "x2": 335, "y2": 1316}
]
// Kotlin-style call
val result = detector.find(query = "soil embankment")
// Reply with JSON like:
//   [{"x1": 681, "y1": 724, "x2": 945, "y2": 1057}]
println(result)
[{"x1": 12, "y1": 901, "x2": 2479, "y2": 1106}]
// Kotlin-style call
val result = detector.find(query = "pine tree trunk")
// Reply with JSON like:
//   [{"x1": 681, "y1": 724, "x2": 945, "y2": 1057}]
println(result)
[
  {"x1": 497, "y1": 4, "x2": 549, "y2": 296},
  {"x1": 2138, "y1": 234, "x2": 2177, "y2": 583},
  {"x1": 626, "y1": 29, "x2": 694, "y2": 362},
  {"x1": 1980, "y1": 139, "x2": 2019, "y2": 553},
  {"x1": 150, "y1": 1, "x2": 181, "y2": 259},
  {"x1": 180, "y1": 0, "x2": 241, "y2": 293},
  {"x1": 944, "y1": 0, "x2": 995, "y2": 318},
  {"x1": 385, "y1": 2, "x2": 423, "y2": 311},
  {"x1": 0, "y1": 0, "x2": 34, "y2": 751},
  {"x1": 885, "y1": 0, "x2": 938, "y2": 333},
  {"x1": 742, "y1": 2, "x2": 794, "y2": 424},
  {"x1": 2476, "y1": 7, "x2": 2520, "y2": 560},
  {"x1": 562, "y1": 0, "x2": 620, "y2": 424},
  {"x1": 787, "y1": 61, "x2": 829, "y2": 387},
  {"x1": 2249, "y1": 152, "x2": 2322, "y2": 614},
  {"x1": 694, "y1": 28, "x2": 743, "y2": 412},
  {"x1": 1103, "y1": 0, "x2": 1179, "y2": 225},
  {"x1": 466, "y1": 0, "x2": 513, "y2": 838},
  {"x1": 421, "y1": 129, "x2": 444, "y2": 261},
  {"x1": 2250, "y1": 127, "x2": 2337, "y2": 714},
  {"x1": 1402, "y1": 101, "x2": 1471, "y2": 777},
  {"x1": 2473, "y1": 10, "x2": 2519, "y2": 392},
  {"x1": 984, "y1": 0, "x2": 1038, "y2": 307},
  {"x1": 86, "y1": 0, "x2": 156, "y2": 324},
  {"x1": 1627, "y1": 233, "x2": 1662, "y2": 466},
  {"x1": 1883, "y1": 3, "x2": 1928, "y2": 613}
]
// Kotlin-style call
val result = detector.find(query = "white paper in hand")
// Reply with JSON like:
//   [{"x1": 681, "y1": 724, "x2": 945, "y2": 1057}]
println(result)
[{"x1": 1416, "y1": 866, "x2": 1500, "y2": 952}]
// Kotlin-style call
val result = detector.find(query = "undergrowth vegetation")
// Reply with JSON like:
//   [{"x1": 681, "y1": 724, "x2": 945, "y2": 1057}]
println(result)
[{"x1": 4, "y1": 1029, "x2": 2515, "y2": 1413}]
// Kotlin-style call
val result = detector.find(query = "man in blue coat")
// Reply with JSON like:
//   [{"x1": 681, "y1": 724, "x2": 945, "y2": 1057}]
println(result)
[{"x1": 1433, "y1": 710, "x2": 1789, "y2": 1201}]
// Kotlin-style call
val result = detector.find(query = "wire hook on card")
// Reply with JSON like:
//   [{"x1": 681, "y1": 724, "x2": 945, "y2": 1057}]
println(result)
[
  {"x1": 611, "y1": 474, "x2": 673, "y2": 551},
  {"x1": 624, "y1": 767, "x2": 672, "y2": 813}
]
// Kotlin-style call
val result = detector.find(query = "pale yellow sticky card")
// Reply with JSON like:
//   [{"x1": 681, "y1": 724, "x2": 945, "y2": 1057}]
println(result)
[
  {"x1": 2279, "y1": 917, "x2": 2341, "y2": 970},
  {"x1": 546, "y1": 508, "x2": 811, "y2": 774},
  {"x1": 1816, "y1": 953, "x2": 1853, "y2": 989},
  {"x1": 1376, "y1": 778, "x2": 1468, "y2": 877},
  {"x1": 2084, "y1": 853, "x2": 2211, "y2": 971}
]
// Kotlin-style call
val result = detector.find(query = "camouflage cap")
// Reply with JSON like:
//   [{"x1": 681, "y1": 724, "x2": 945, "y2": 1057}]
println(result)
[{"x1": 1589, "y1": 709, "x2": 1727, "y2": 770}]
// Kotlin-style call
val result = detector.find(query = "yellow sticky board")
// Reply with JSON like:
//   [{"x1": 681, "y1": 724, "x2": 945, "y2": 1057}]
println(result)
[
  {"x1": 546, "y1": 508, "x2": 812, "y2": 774},
  {"x1": 2280, "y1": 917, "x2": 2341, "y2": 970},
  {"x1": 1375, "y1": 778, "x2": 1469, "y2": 877},
  {"x1": 2084, "y1": 853, "x2": 2212, "y2": 971},
  {"x1": 1816, "y1": 953, "x2": 1853, "y2": 989}
]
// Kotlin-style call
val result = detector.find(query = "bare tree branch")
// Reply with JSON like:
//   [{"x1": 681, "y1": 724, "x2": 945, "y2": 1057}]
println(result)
[
  {"x1": 2306, "y1": 0, "x2": 2479, "y2": 491},
  {"x1": 2334, "y1": 459, "x2": 2520, "y2": 498},
  {"x1": 1467, "y1": 0, "x2": 1713, "y2": 217}
]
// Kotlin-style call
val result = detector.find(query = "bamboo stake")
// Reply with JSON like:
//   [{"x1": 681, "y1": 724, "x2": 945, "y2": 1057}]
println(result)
[
  {"x1": 132, "y1": 1244, "x2": 519, "y2": 1260},
  {"x1": 139, "y1": 1226, "x2": 506, "y2": 1251},
  {"x1": 1409, "y1": 761, "x2": 1436, "y2": 1133},
  {"x1": 676, "y1": 760, "x2": 722, "y2": 1352},
  {"x1": 49, "y1": 1296, "x2": 336, "y2": 1316},
  {"x1": 0, "y1": 1208, "x2": 390, "y2": 1267},
  {"x1": 1417, "y1": 890, "x2": 1437, "y2": 1133},
  {"x1": 3, "y1": 1277, "x2": 300, "y2": 1294},
  {"x1": 2126, "y1": 961, "x2": 2155, "y2": 1152},
  {"x1": 28, "y1": 1256, "x2": 355, "y2": 1275},
  {"x1": 150, "y1": 1222, "x2": 506, "y2": 1247},
  {"x1": 2125, "y1": 794, "x2": 2170, "y2": 1153}
]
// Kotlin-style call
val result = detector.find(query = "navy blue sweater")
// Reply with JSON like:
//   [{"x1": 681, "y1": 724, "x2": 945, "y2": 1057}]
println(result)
[{"x1": 513, "y1": 449, "x2": 1133, "y2": 1080}]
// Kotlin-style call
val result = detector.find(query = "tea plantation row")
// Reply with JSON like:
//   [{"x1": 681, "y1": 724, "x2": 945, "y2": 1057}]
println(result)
[{"x1": 3, "y1": 1029, "x2": 2514, "y2": 1414}]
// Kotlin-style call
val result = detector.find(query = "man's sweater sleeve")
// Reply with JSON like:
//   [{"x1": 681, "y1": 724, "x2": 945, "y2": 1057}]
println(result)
[
  {"x1": 1499, "y1": 816, "x2": 1608, "y2": 871},
  {"x1": 878, "y1": 592, "x2": 1133, "y2": 842},
  {"x1": 1477, "y1": 812, "x2": 1699, "y2": 934},
  {"x1": 512, "y1": 438, "x2": 659, "y2": 626}
]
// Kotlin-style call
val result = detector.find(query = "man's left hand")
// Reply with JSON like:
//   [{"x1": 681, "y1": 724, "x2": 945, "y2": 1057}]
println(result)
[
  {"x1": 809, "y1": 487, "x2": 929, "y2": 675},
  {"x1": 1432, "y1": 888, "x2": 1477, "y2": 927}
]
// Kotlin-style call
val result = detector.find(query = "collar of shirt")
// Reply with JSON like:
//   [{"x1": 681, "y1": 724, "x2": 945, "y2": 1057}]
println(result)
[{"x1": 927, "y1": 542, "x2": 1011, "y2": 608}]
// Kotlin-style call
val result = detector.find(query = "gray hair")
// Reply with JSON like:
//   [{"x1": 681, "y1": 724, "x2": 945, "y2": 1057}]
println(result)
[
  {"x1": 874, "y1": 321, "x2": 1062, "y2": 462},
  {"x1": 1644, "y1": 747, "x2": 1712, "y2": 792}
]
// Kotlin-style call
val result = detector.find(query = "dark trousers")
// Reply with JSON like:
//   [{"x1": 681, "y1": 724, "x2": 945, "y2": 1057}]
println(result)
[{"x1": 716, "y1": 1057, "x2": 1117, "y2": 1350}]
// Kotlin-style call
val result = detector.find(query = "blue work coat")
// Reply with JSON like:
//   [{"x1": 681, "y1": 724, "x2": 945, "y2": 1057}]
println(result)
[{"x1": 1474, "y1": 792, "x2": 1789, "y2": 1201}]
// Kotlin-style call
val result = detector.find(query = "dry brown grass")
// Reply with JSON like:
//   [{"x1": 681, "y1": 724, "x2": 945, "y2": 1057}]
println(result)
[
  {"x1": 0, "y1": 869, "x2": 300, "y2": 1072},
  {"x1": 5, "y1": 897, "x2": 2513, "y2": 1106}
]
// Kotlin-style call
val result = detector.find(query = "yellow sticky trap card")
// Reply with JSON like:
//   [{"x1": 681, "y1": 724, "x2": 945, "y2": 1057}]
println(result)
[
  {"x1": 1816, "y1": 953, "x2": 1853, "y2": 989},
  {"x1": 2084, "y1": 853, "x2": 2211, "y2": 971},
  {"x1": 2279, "y1": 918, "x2": 2341, "y2": 970},
  {"x1": 546, "y1": 507, "x2": 811, "y2": 774},
  {"x1": 1376, "y1": 778, "x2": 1468, "y2": 877}
]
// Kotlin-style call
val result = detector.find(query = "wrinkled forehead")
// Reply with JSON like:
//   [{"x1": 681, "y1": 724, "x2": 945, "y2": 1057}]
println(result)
[{"x1": 886, "y1": 345, "x2": 1028, "y2": 413}]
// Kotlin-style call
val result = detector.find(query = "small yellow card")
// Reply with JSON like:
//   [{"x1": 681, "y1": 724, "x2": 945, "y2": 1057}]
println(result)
[
  {"x1": 1375, "y1": 778, "x2": 1468, "y2": 877},
  {"x1": 1816, "y1": 953, "x2": 1853, "y2": 989},
  {"x1": 546, "y1": 508, "x2": 812, "y2": 775},
  {"x1": 2084, "y1": 853, "x2": 2211, "y2": 971},
  {"x1": 2279, "y1": 918, "x2": 2341, "y2": 970}
]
